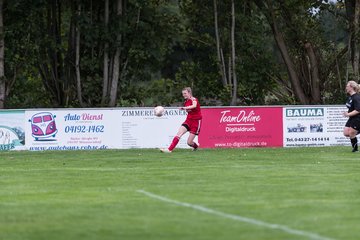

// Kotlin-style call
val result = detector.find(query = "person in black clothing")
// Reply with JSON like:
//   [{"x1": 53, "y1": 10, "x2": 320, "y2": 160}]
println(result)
[{"x1": 343, "y1": 80, "x2": 360, "y2": 152}]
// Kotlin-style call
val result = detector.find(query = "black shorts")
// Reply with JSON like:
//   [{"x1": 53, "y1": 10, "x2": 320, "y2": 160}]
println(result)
[{"x1": 345, "y1": 117, "x2": 360, "y2": 131}]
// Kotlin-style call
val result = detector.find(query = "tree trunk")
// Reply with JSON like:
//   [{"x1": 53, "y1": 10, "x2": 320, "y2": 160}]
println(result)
[
  {"x1": 230, "y1": 0, "x2": 237, "y2": 106},
  {"x1": 304, "y1": 42, "x2": 321, "y2": 103},
  {"x1": 273, "y1": 31, "x2": 308, "y2": 104},
  {"x1": 109, "y1": 0, "x2": 122, "y2": 107},
  {"x1": 345, "y1": 0, "x2": 358, "y2": 81},
  {"x1": 65, "y1": 1, "x2": 76, "y2": 105},
  {"x1": 266, "y1": 0, "x2": 308, "y2": 104},
  {"x1": 101, "y1": 0, "x2": 109, "y2": 105},
  {"x1": 354, "y1": 0, "x2": 360, "y2": 80},
  {"x1": 75, "y1": 3, "x2": 84, "y2": 107},
  {"x1": 213, "y1": 0, "x2": 227, "y2": 86},
  {"x1": 38, "y1": 0, "x2": 65, "y2": 107},
  {"x1": 51, "y1": 0, "x2": 62, "y2": 105},
  {"x1": 228, "y1": 55, "x2": 231, "y2": 90},
  {"x1": 220, "y1": 49, "x2": 228, "y2": 85},
  {"x1": 0, "y1": 0, "x2": 4, "y2": 109},
  {"x1": 254, "y1": 0, "x2": 309, "y2": 104}
]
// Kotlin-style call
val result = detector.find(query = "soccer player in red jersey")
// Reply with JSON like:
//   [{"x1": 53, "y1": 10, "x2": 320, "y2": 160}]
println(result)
[{"x1": 161, "y1": 87, "x2": 202, "y2": 153}]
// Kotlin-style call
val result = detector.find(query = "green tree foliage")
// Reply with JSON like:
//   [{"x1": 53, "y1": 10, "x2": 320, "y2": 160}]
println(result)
[
  {"x1": 254, "y1": 0, "x2": 351, "y2": 104},
  {"x1": 4, "y1": 0, "x2": 53, "y2": 108},
  {"x1": 4, "y1": 0, "x2": 183, "y2": 108},
  {"x1": 0, "y1": 0, "x2": 354, "y2": 108},
  {"x1": 179, "y1": 0, "x2": 278, "y2": 105}
]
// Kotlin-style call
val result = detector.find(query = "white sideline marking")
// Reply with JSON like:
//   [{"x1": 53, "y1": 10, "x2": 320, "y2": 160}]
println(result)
[
  {"x1": 137, "y1": 190, "x2": 334, "y2": 240},
  {"x1": 0, "y1": 165, "x2": 222, "y2": 172}
]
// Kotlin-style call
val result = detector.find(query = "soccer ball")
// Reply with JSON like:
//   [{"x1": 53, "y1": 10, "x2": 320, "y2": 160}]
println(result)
[{"x1": 154, "y1": 106, "x2": 165, "y2": 117}]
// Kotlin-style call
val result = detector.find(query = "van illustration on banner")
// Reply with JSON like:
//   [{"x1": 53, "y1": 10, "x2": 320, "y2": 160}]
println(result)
[{"x1": 29, "y1": 112, "x2": 58, "y2": 141}]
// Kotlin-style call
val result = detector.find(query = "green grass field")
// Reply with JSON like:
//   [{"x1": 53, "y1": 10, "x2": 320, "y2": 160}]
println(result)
[{"x1": 0, "y1": 147, "x2": 359, "y2": 240}]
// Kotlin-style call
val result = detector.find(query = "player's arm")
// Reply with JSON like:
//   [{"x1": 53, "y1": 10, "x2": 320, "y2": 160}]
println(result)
[
  {"x1": 180, "y1": 99, "x2": 197, "y2": 110},
  {"x1": 344, "y1": 96, "x2": 360, "y2": 117},
  {"x1": 344, "y1": 110, "x2": 360, "y2": 117}
]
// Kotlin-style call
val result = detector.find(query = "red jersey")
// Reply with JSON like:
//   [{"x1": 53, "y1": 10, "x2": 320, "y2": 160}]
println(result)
[{"x1": 184, "y1": 97, "x2": 202, "y2": 120}]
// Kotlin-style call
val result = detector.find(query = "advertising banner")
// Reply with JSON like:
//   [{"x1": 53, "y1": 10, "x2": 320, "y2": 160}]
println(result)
[
  {"x1": 25, "y1": 108, "x2": 192, "y2": 150},
  {"x1": 119, "y1": 108, "x2": 192, "y2": 149},
  {"x1": 12, "y1": 105, "x2": 351, "y2": 151},
  {"x1": 0, "y1": 110, "x2": 26, "y2": 151},
  {"x1": 199, "y1": 107, "x2": 283, "y2": 148},
  {"x1": 25, "y1": 109, "x2": 122, "y2": 151},
  {"x1": 283, "y1": 106, "x2": 349, "y2": 147}
]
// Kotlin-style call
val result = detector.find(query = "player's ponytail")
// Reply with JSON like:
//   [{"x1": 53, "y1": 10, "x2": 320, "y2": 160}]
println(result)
[{"x1": 348, "y1": 80, "x2": 360, "y2": 93}]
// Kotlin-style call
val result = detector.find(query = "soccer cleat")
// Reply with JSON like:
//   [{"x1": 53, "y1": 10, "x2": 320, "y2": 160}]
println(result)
[
  {"x1": 352, "y1": 143, "x2": 358, "y2": 152},
  {"x1": 192, "y1": 143, "x2": 200, "y2": 151},
  {"x1": 160, "y1": 148, "x2": 172, "y2": 153}
]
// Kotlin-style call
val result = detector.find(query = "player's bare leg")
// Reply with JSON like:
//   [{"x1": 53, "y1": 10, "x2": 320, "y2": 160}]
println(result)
[
  {"x1": 187, "y1": 133, "x2": 199, "y2": 151},
  {"x1": 160, "y1": 126, "x2": 187, "y2": 153},
  {"x1": 344, "y1": 127, "x2": 358, "y2": 152}
]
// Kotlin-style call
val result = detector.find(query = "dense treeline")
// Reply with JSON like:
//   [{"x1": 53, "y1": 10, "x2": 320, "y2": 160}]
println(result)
[{"x1": 0, "y1": 0, "x2": 357, "y2": 108}]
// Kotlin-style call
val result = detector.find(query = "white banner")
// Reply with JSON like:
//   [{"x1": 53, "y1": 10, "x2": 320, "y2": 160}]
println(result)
[
  {"x1": 119, "y1": 108, "x2": 192, "y2": 149},
  {"x1": 25, "y1": 108, "x2": 193, "y2": 150},
  {"x1": 283, "y1": 106, "x2": 349, "y2": 147},
  {"x1": 25, "y1": 109, "x2": 122, "y2": 150}
]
